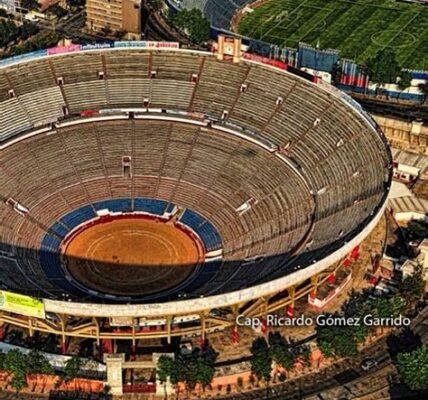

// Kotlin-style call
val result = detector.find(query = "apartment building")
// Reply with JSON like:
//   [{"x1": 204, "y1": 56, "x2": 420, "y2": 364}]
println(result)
[{"x1": 86, "y1": 0, "x2": 141, "y2": 38}]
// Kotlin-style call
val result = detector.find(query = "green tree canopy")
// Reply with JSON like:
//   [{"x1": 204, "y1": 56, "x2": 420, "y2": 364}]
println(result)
[
  {"x1": 157, "y1": 355, "x2": 175, "y2": 384},
  {"x1": 268, "y1": 332, "x2": 295, "y2": 372},
  {"x1": 399, "y1": 265, "x2": 424, "y2": 304},
  {"x1": 397, "y1": 70, "x2": 412, "y2": 91},
  {"x1": 316, "y1": 314, "x2": 358, "y2": 358},
  {"x1": 27, "y1": 350, "x2": 54, "y2": 375},
  {"x1": 173, "y1": 9, "x2": 210, "y2": 45},
  {"x1": 369, "y1": 294, "x2": 405, "y2": 319},
  {"x1": 250, "y1": 337, "x2": 272, "y2": 382},
  {"x1": 160, "y1": 345, "x2": 217, "y2": 391},
  {"x1": 418, "y1": 82, "x2": 428, "y2": 103},
  {"x1": 366, "y1": 48, "x2": 401, "y2": 86},
  {"x1": 342, "y1": 291, "x2": 372, "y2": 343},
  {"x1": 4, "y1": 349, "x2": 28, "y2": 376},
  {"x1": 397, "y1": 345, "x2": 428, "y2": 391},
  {"x1": 21, "y1": 0, "x2": 40, "y2": 11},
  {"x1": 4, "y1": 349, "x2": 29, "y2": 394},
  {"x1": 156, "y1": 354, "x2": 175, "y2": 397},
  {"x1": 4, "y1": 30, "x2": 60, "y2": 58},
  {"x1": 147, "y1": 0, "x2": 163, "y2": 11},
  {"x1": 63, "y1": 355, "x2": 82, "y2": 383}
]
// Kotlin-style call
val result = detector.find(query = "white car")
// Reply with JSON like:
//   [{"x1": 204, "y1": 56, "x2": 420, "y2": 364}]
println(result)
[
  {"x1": 361, "y1": 358, "x2": 378, "y2": 371},
  {"x1": 25, "y1": 14, "x2": 39, "y2": 22}
]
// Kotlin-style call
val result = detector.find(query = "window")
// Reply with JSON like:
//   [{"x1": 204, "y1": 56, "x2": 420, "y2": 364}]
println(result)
[
  {"x1": 57, "y1": 77, "x2": 64, "y2": 85},
  {"x1": 8, "y1": 89, "x2": 15, "y2": 98},
  {"x1": 240, "y1": 84, "x2": 248, "y2": 93}
]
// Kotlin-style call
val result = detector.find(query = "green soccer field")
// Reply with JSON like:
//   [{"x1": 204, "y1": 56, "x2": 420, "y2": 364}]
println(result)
[{"x1": 237, "y1": 0, "x2": 428, "y2": 70}]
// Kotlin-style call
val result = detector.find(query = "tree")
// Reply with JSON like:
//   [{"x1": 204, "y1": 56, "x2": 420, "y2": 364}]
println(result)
[
  {"x1": 250, "y1": 337, "x2": 272, "y2": 383},
  {"x1": 4, "y1": 30, "x2": 60, "y2": 58},
  {"x1": 173, "y1": 9, "x2": 210, "y2": 45},
  {"x1": 396, "y1": 345, "x2": 428, "y2": 391},
  {"x1": 21, "y1": 0, "x2": 40, "y2": 11},
  {"x1": 268, "y1": 332, "x2": 294, "y2": 375},
  {"x1": 27, "y1": 350, "x2": 53, "y2": 375},
  {"x1": 316, "y1": 314, "x2": 358, "y2": 358},
  {"x1": 270, "y1": 344, "x2": 294, "y2": 372},
  {"x1": 387, "y1": 327, "x2": 422, "y2": 361},
  {"x1": 342, "y1": 291, "x2": 372, "y2": 343},
  {"x1": 63, "y1": 355, "x2": 82, "y2": 384},
  {"x1": 0, "y1": 351, "x2": 5, "y2": 370},
  {"x1": 66, "y1": 0, "x2": 85, "y2": 9},
  {"x1": 366, "y1": 48, "x2": 401, "y2": 87},
  {"x1": 165, "y1": 345, "x2": 217, "y2": 394},
  {"x1": 27, "y1": 350, "x2": 54, "y2": 392},
  {"x1": 418, "y1": 82, "x2": 428, "y2": 103},
  {"x1": 331, "y1": 62, "x2": 342, "y2": 84},
  {"x1": 147, "y1": 0, "x2": 163, "y2": 11},
  {"x1": 397, "y1": 71, "x2": 412, "y2": 91},
  {"x1": 48, "y1": 4, "x2": 68, "y2": 19},
  {"x1": 10, "y1": 372, "x2": 27, "y2": 394},
  {"x1": 0, "y1": 18, "x2": 19, "y2": 48},
  {"x1": 156, "y1": 355, "x2": 175, "y2": 398},
  {"x1": 399, "y1": 265, "x2": 424, "y2": 304},
  {"x1": 369, "y1": 294, "x2": 404, "y2": 319},
  {"x1": 4, "y1": 349, "x2": 29, "y2": 394}
]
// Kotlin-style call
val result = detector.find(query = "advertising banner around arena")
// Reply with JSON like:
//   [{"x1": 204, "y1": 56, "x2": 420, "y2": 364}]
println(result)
[
  {"x1": 0, "y1": 49, "x2": 47, "y2": 67},
  {"x1": 114, "y1": 41, "x2": 179, "y2": 49},
  {"x1": 0, "y1": 291, "x2": 45, "y2": 318},
  {"x1": 47, "y1": 44, "x2": 81, "y2": 56},
  {"x1": 242, "y1": 53, "x2": 287, "y2": 70},
  {"x1": 81, "y1": 43, "x2": 114, "y2": 51}
]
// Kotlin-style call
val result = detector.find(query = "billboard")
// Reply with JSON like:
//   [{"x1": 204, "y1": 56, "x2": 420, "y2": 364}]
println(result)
[
  {"x1": 0, "y1": 291, "x2": 45, "y2": 318},
  {"x1": 114, "y1": 41, "x2": 179, "y2": 49}
]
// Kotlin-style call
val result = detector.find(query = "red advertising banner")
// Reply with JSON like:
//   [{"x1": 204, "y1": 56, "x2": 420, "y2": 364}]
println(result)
[{"x1": 243, "y1": 53, "x2": 288, "y2": 70}]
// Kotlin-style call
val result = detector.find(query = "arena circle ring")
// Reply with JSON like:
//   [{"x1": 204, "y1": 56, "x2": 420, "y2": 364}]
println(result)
[{"x1": 0, "y1": 47, "x2": 391, "y2": 338}]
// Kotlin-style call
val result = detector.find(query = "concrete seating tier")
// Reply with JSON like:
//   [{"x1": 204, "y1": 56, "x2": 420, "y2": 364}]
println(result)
[{"x1": 0, "y1": 49, "x2": 390, "y2": 302}]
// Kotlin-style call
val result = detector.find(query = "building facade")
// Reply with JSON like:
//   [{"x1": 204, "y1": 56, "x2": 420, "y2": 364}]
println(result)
[
  {"x1": 0, "y1": 0, "x2": 18, "y2": 13},
  {"x1": 86, "y1": 0, "x2": 141, "y2": 38}
]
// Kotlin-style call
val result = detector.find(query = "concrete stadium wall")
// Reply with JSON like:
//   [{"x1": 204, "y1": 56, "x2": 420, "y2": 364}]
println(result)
[
  {"x1": 373, "y1": 115, "x2": 428, "y2": 155},
  {"x1": 43, "y1": 197, "x2": 388, "y2": 318}
]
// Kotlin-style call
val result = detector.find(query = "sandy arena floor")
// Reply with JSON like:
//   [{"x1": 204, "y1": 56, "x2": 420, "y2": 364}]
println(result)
[{"x1": 62, "y1": 218, "x2": 203, "y2": 296}]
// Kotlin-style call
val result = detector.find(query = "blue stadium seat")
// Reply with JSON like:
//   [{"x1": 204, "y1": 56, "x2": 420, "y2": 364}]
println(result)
[
  {"x1": 166, "y1": 203, "x2": 175, "y2": 214},
  {"x1": 134, "y1": 198, "x2": 168, "y2": 216},
  {"x1": 49, "y1": 222, "x2": 70, "y2": 239},
  {"x1": 38, "y1": 249, "x2": 64, "y2": 279},
  {"x1": 179, "y1": 260, "x2": 221, "y2": 293},
  {"x1": 179, "y1": 209, "x2": 222, "y2": 251},
  {"x1": 40, "y1": 234, "x2": 61, "y2": 251},
  {"x1": 94, "y1": 198, "x2": 132, "y2": 213},
  {"x1": 59, "y1": 205, "x2": 96, "y2": 230}
]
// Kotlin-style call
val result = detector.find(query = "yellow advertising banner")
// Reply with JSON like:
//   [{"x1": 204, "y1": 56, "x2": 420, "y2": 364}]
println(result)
[{"x1": 0, "y1": 291, "x2": 45, "y2": 318}]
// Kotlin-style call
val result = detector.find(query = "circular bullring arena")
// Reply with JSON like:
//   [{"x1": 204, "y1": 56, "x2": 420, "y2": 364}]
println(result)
[{"x1": 0, "y1": 44, "x2": 391, "y2": 342}]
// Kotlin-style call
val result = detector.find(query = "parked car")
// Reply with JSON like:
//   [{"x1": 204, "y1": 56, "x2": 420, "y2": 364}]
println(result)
[{"x1": 361, "y1": 358, "x2": 378, "y2": 371}]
